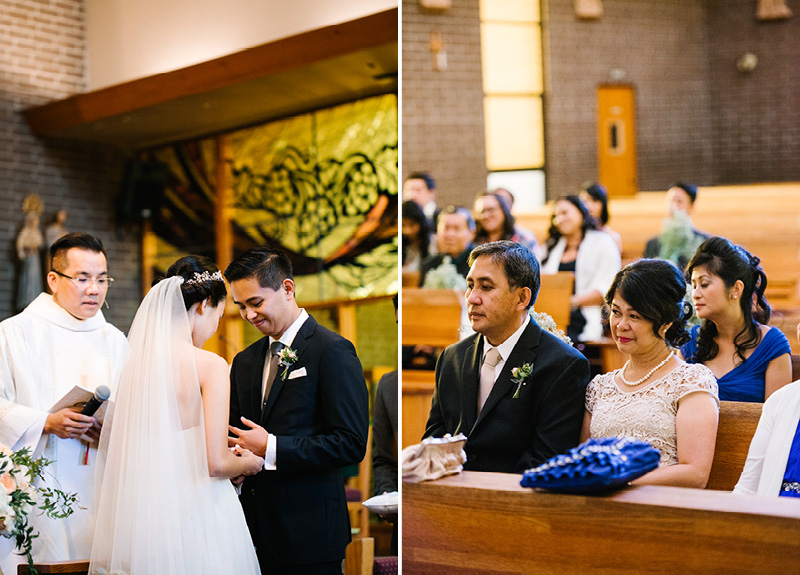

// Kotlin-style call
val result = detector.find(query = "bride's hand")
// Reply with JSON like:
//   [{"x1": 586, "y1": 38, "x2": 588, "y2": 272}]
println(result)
[{"x1": 238, "y1": 448, "x2": 265, "y2": 475}]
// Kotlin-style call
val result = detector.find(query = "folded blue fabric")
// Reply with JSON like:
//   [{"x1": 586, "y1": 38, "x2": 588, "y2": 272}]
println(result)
[{"x1": 520, "y1": 437, "x2": 660, "y2": 494}]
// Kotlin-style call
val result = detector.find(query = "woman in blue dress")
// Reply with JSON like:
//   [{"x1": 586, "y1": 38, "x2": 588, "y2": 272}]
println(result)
[{"x1": 680, "y1": 237, "x2": 792, "y2": 402}]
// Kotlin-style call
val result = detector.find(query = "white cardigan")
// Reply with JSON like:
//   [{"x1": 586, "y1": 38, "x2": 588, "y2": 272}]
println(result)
[
  {"x1": 541, "y1": 229, "x2": 621, "y2": 342},
  {"x1": 734, "y1": 381, "x2": 800, "y2": 497}
]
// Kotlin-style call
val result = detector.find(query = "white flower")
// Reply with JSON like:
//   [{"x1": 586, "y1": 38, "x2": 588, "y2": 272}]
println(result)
[{"x1": 422, "y1": 257, "x2": 467, "y2": 291}]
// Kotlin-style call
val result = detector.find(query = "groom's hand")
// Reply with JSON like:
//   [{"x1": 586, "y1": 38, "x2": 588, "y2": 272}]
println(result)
[{"x1": 229, "y1": 417, "x2": 268, "y2": 457}]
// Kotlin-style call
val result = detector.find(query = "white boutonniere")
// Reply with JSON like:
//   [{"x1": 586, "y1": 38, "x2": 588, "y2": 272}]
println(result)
[
  {"x1": 511, "y1": 363, "x2": 534, "y2": 399},
  {"x1": 279, "y1": 347, "x2": 298, "y2": 380}
]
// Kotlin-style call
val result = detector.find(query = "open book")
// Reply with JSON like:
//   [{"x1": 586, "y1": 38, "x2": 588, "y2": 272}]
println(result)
[{"x1": 49, "y1": 385, "x2": 113, "y2": 448}]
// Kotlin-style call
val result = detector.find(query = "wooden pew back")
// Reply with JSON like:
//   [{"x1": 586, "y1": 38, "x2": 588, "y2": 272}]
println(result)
[
  {"x1": 516, "y1": 183, "x2": 800, "y2": 306},
  {"x1": 401, "y1": 288, "x2": 462, "y2": 348},
  {"x1": 534, "y1": 272, "x2": 574, "y2": 331},
  {"x1": 706, "y1": 400, "x2": 762, "y2": 491}
]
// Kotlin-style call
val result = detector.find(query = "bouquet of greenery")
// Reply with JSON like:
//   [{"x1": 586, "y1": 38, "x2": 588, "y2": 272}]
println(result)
[{"x1": 0, "y1": 444, "x2": 78, "y2": 575}]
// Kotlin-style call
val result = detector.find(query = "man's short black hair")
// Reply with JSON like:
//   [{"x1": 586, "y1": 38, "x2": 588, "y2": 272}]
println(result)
[
  {"x1": 50, "y1": 233, "x2": 105, "y2": 270},
  {"x1": 224, "y1": 246, "x2": 293, "y2": 291},
  {"x1": 404, "y1": 171, "x2": 436, "y2": 191},
  {"x1": 468, "y1": 241, "x2": 540, "y2": 309}
]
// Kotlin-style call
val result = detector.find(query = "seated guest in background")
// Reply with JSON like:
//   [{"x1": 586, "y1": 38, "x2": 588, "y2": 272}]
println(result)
[
  {"x1": 580, "y1": 182, "x2": 623, "y2": 253},
  {"x1": 372, "y1": 294, "x2": 398, "y2": 554},
  {"x1": 473, "y1": 191, "x2": 540, "y2": 258},
  {"x1": 582, "y1": 259, "x2": 719, "y2": 488},
  {"x1": 402, "y1": 171, "x2": 439, "y2": 232},
  {"x1": 644, "y1": 181, "x2": 708, "y2": 270},
  {"x1": 681, "y1": 237, "x2": 791, "y2": 402},
  {"x1": 402, "y1": 200, "x2": 431, "y2": 272},
  {"x1": 418, "y1": 206, "x2": 475, "y2": 287},
  {"x1": 492, "y1": 187, "x2": 541, "y2": 257},
  {"x1": 540, "y1": 195, "x2": 621, "y2": 342},
  {"x1": 425, "y1": 241, "x2": 590, "y2": 473},
  {"x1": 734, "y1": 323, "x2": 800, "y2": 498}
]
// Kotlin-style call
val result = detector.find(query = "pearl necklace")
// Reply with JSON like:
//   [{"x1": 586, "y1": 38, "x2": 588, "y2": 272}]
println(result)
[{"x1": 619, "y1": 351, "x2": 675, "y2": 387}]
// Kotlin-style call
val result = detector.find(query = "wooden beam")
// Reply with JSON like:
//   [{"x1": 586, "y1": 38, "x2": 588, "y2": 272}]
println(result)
[{"x1": 22, "y1": 9, "x2": 398, "y2": 141}]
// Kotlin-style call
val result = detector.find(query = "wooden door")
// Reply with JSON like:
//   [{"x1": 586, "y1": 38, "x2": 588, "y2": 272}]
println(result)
[{"x1": 597, "y1": 85, "x2": 638, "y2": 196}]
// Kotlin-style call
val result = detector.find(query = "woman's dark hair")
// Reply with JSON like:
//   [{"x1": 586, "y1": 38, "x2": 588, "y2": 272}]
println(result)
[
  {"x1": 605, "y1": 258, "x2": 691, "y2": 348},
  {"x1": 583, "y1": 183, "x2": 610, "y2": 226},
  {"x1": 543, "y1": 195, "x2": 597, "y2": 261},
  {"x1": 473, "y1": 191, "x2": 516, "y2": 244},
  {"x1": 686, "y1": 236, "x2": 770, "y2": 364},
  {"x1": 401, "y1": 200, "x2": 430, "y2": 262},
  {"x1": 161, "y1": 255, "x2": 227, "y2": 310}
]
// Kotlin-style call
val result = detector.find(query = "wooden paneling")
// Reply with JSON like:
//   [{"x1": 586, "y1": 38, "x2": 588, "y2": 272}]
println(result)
[{"x1": 403, "y1": 471, "x2": 800, "y2": 574}]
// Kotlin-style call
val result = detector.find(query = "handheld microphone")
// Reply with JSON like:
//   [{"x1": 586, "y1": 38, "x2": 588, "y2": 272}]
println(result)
[{"x1": 81, "y1": 385, "x2": 111, "y2": 417}]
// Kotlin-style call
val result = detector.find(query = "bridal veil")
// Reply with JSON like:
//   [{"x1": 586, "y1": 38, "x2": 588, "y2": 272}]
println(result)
[{"x1": 90, "y1": 277, "x2": 259, "y2": 575}]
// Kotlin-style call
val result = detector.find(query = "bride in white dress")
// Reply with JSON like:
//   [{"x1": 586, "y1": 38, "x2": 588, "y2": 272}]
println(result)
[{"x1": 90, "y1": 256, "x2": 263, "y2": 575}]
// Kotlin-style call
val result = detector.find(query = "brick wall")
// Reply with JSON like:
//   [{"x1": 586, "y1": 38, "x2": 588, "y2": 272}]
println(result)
[
  {"x1": 401, "y1": 0, "x2": 487, "y2": 209},
  {"x1": 0, "y1": 0, "x2": 140, "y2": 331},
  {"x1": 707, "y1": 1, "x2": 800, "y2": 183},
  {"x1": 544, "y1": 0, "x2": 715, "y2": 197},
  {"x1": 403, "y1": 0, "x2": 800, "y2": 206}
]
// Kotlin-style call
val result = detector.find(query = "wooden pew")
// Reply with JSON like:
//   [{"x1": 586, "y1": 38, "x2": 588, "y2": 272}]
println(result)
[
  {"x1": 401, "y1": 288, "x2": 462, "y2": 348},
  {"x1": 707, "y1": 401, "x2": 762, "y2": 491},
  {"x1": 402, "y1": 288, "x2": 463, "y2": 448},
  {"x1": 18, "y1": 560, "x2": 89, "y2": 574},
  {"x1": 403, "y1": 471, "x2": 800, "y2": 574},
  {"x1": 515, "y1": 183, "x2": 800, "y2": 306},
  {"x1": 534, "y1": 272, "x2": 574, "y2": 331}
]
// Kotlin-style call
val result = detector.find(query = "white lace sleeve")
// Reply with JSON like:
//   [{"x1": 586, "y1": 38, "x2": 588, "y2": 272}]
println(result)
[
  {"x1": 673, "y1": 364, "x2": 719, "y2": 406},
  {"x1": 585, "y1": 373, "x2": 611, "y2": 413}
]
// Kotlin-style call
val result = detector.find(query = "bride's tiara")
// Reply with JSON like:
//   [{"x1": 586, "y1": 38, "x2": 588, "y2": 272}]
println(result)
[{"x1": 185, "y1": 270, "x2": 224, "y2": 285}]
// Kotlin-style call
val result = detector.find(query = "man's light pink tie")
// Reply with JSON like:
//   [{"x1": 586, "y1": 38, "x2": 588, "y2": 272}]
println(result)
[{"x1": 478, "y1": 347, "x2": 502, "y2": 414}]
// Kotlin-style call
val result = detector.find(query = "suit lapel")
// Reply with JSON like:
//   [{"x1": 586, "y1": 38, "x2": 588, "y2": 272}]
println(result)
[
  {"x1": 261, "y1": 315, "x2": 316, "y2": 423},
  {"x1": 460, "y1": 335, "x2": 482, "y2": 434},
  {"x1": 472, "y1": 321, "x2": 541, "y2": 431}
]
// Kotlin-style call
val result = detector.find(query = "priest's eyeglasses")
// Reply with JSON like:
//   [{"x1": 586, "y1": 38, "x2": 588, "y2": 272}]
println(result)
[{"x1": 53, "y1": 270, "x2": 115, "y2": 289}]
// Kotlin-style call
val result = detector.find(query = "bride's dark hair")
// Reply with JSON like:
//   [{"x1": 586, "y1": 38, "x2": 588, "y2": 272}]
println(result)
[{"x1": 158, "y1": 255, "x2": 227, "y2": 310}]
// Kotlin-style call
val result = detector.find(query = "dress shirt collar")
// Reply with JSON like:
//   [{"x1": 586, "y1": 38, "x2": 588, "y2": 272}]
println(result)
[{"x1": 269, "y1": 308, "x2": 309, "y2": 351}]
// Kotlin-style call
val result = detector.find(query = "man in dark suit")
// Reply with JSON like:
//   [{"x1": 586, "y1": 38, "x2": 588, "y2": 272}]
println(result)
[
  {"x1": 424, "y1": 241, "x2": 590, "y2": 473},
  {"x1": 417, "y1": 206, "x2": 475, "y2": 286},
  {"x1": 225, "y1": 246, "x2": 369, "y2": 575}
]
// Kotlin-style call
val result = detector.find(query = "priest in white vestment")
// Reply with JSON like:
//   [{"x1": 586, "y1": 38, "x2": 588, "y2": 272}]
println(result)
[{"x1": 0, "y1": 234, "x2": 127, "y2": 574}]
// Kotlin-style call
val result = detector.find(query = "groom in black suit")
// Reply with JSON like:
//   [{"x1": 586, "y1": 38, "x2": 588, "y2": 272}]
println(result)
[
  {"x1": 424, "y1": 241, "x2": 589, "y2": 473},
  {"x1": 225, "y1": 246, "x2": 369, "y2": 575}
]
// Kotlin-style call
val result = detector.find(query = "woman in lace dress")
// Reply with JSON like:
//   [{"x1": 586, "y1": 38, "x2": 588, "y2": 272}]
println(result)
[
  {"x1": 681, "y1": 236, "x2": 791, "y2": 402},
  {"x1": 581, "y1": 259, "x2": 719, "y2": 487}
]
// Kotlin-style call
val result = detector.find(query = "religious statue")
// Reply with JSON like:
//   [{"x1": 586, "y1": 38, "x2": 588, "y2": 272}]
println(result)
[
  {"x1": 44, "y1": 209, "x2": 69, "y2": 274},
  {"x1": 16, "y1": 195, "x2": 44, "y2": 311}
]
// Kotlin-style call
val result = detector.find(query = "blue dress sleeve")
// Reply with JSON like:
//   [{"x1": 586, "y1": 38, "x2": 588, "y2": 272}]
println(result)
[
  {"x1": 761, "y1": 326, "x2": 792, "y2": 361},
  {"x1": 680, "y1": 324, "x2": 701, "y2": 363}
]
